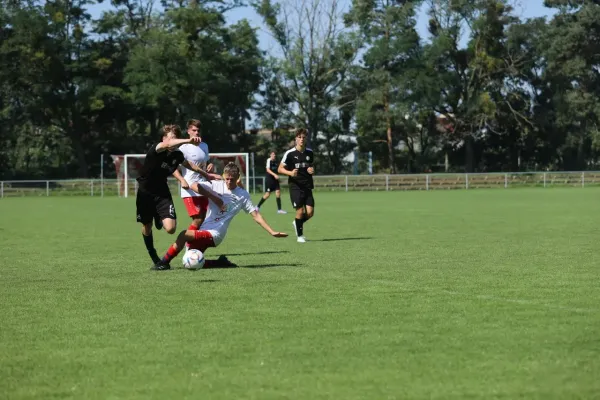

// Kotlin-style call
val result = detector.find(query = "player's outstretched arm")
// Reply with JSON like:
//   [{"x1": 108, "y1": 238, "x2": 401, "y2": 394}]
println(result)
[
  {"x1": 250, "y1": 210, "x2": 288, "y2": 237},
  {"x1": 156, "y1": 136, "x2": 200, "y2": 153},
  {"x1": 190, "y1": 182, "x2": 225, "y2": 210},
  {"x1": 182, "y1": 160, "x2": 222, "y2": 181}
]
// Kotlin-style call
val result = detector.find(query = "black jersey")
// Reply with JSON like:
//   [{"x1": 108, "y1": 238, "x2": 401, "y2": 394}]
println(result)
[
  {"x1": 280, "y1": 147, "x2": 314, "y2": 190},
  {"x1": 266, "y1": 158, "x2": 278, "y2": 176},
  {"x1": 136, "y1": 143, "x2": 185, "y2": 195}
]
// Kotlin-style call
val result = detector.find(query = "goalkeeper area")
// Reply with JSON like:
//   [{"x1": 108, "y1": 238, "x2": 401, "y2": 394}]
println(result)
[
  {"x1": 111, "y1": 152, "x2": 250, "y2": 197},
  {"x1": 1, "y1": 189, "x2": 599, "y2": 398}
]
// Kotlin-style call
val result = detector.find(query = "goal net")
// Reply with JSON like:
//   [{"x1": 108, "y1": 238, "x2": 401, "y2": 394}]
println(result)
[{"x1": 110, "y1": 153, "x2": 250, "y2": 198}]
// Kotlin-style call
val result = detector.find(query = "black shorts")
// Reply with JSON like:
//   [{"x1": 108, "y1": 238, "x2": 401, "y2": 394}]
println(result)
[
  {"x1": 289, "y1": 186, "x2": 314, "y2": 209},
  {"x1": 136, "y1": 190, "x2": 176, "y2": 224},
  {"x1": 266, "y1": 176, "x2": 280, "y2": 192}
]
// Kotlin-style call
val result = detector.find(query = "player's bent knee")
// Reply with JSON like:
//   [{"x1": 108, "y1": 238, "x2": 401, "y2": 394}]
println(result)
[{"x1": 162, "y1": 219, "x2": 177, "y2": 234}]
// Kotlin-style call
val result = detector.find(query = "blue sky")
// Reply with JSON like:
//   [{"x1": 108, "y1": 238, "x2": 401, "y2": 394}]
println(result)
[{"x1": 89, "y1": 0, "x2": 557, "y2": 54}]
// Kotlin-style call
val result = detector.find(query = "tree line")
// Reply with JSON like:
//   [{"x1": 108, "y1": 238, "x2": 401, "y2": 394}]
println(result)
[{"x1": 1, "y1": 0, "x2": 599, "y2": 179}]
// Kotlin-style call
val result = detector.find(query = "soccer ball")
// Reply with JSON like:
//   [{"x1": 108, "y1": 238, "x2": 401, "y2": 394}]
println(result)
[{"x1": 182, "y1": 249, "x2": 205, "y2": 270}]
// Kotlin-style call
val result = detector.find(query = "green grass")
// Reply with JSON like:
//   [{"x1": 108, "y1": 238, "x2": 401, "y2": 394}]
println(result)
[{"x1": 1, "y1": 189, "x2": 599, "y2": 399}]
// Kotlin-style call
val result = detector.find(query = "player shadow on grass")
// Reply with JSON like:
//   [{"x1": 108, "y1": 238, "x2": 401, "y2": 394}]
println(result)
[
  {"x1": 221, "y1": 250, "x2": 290, "y2": 256},
  {"x1": 198, "y1": 262, "x2": 303, "y2": 269},
  {"x1": 310, "y1": 237, "x2": 374, "y2": 242}
]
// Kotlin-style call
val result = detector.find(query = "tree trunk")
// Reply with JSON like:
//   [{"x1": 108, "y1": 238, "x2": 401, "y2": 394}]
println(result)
[
  {"x1": 387, "y1": 123, "x2": 395, "y2": 174},
  {"x1": 445, "y1": 151, "x2": 449, "y2": 172},
  {"x1": 464, "y1": 134, "x2": 474, "y2": 173},
  {"x1": 577, "y1": 134, "x2": 585, "y2": 170}
]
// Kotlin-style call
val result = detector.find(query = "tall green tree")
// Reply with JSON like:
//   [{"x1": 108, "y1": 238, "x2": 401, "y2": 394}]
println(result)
[
  {"x1": 345, "y1": 0, "x2": 423, "y2": 173},
  {"x1": 422, "y1": 0, "x2": 518, "y2": 172},
  {"x1": 541, "y1": 0, "x2": 600, "y2": 169},
  {"x1": 254, "y1": 0, "x2": 359, "y2": 173}
]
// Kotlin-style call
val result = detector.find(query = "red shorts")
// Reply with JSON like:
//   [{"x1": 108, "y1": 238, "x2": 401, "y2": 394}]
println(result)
[
  {"x1": 188, "y1": 230, "x2": 216, "y2": 252},
  {"x1": 183, "y1": 196, "x2": 209, "y2": 217}
]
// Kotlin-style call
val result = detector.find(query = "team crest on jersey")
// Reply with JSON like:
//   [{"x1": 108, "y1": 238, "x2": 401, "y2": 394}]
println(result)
[{"x1": 306, "y1": 156, "x2": 310, "y2": 161}]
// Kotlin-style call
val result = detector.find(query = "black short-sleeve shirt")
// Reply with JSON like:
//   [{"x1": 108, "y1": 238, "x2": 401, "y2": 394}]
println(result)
[
  {"x1": 280, "y1": 147, "x2": 314, "y2": 190},
  {"x1": 136, "y1": 143, "x2": 185, "y2": 196}
]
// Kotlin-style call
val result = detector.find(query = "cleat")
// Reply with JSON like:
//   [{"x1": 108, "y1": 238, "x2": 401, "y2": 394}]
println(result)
[
  {"x1": 277, "y1": 210, "x2": 288, "y2": 214},
  {"x1": 297, "y1": 236, "x2": 306, "y2": 243},
  {"x1": 150, "y1": 261, "x2": 171, "y2": 271}
]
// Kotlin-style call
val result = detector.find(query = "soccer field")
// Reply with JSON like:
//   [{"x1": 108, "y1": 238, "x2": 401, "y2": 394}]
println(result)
[{"x1": 1, "y1": 189, "x2": 599, "y2": 399}]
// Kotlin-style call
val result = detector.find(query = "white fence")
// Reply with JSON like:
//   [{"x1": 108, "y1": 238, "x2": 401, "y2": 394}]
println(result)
[
  {"x1": 0, "y1": 177, "x2": 267, "y2": 198},
  {"x1": 0, "y1": 172, "x2": 598, "y2": 197}
]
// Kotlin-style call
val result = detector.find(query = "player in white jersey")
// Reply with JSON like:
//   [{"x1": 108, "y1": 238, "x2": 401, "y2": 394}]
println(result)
[
  {"x1": 178, "y1": 119, "x2": 220, "y2": 232},
  {"x1": 152, "y1": 163, "x2": 288, "y2": 270}
]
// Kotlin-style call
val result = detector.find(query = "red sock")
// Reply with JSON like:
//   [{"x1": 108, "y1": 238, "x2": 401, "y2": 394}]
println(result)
[
  {"x1": 162, "y1": 244, "x2": 180, "y2": 263},
  {"x1": 188, "y1": 224, "x2": 199, "y2": 231}
]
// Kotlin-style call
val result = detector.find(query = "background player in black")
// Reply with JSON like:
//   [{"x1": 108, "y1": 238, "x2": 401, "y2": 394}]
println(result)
[
  {"x1": 278, "y1": 129, "x2": 315, "y2": 243},
  {"x1": 256, "y1": 151, "x2": 287, "y2": 214},
  {"x1": 137, "y1": 124, "x2": 213, "y2": 266}
]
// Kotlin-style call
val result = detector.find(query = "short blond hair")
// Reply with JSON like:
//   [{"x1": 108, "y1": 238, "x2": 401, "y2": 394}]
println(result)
[{"x1": 223, "y1": 162, "x2": 240, "y2": 176}]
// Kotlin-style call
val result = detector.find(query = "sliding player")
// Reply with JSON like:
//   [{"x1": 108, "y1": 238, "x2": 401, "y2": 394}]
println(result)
[{"x1": 152, "y1": 163, "x2": 288, "y2": 270}]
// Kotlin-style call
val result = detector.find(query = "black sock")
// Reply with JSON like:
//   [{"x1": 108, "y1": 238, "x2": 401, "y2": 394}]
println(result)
[
  {"x1": 302, "y1": 212, "x2": 308, "y2": 222},
  {"x1": 276, "y1": 197, "x2": 282, "y2": 210},
  {"x1": 143, "y1": 233, "x2": 160, "y2": 263},
  {"x1": 294, "y1": 218, "x2": 304, "y2": 236},
  {"x1": 257, "y1": 197, "x2": 266, "y2": 208}
]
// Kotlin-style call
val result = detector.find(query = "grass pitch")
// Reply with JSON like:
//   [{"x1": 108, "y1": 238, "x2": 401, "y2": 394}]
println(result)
[{"x1": 1, "y1": 189, "x2": 599, "y2": 399}]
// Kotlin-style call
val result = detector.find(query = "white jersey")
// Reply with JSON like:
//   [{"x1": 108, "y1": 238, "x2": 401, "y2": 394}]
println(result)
[
  {"x1": 198, "y1": 180, "x2": 257, "y2": 245},
  {"x1": 179, "y1": 142, "x2": 209, "y2": 197}
]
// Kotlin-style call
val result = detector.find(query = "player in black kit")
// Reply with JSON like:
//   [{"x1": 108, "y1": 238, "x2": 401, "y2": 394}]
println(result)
[
  {"x1": 256, "y1": 151, "x2": 287, "y2": 214},
  {"x1": 278, "y1": 129, "x2": 315, "y2": 243},
  {"x1": 136, "y1": 124, "x2": 213, "y2": 266}
]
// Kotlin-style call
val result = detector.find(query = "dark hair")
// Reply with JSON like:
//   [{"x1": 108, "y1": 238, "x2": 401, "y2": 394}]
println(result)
[
  {"x1": 223, "y1": 162, "x2": 240, "y2": 176},
  {"x1": 161, "y1": 124, "x2": 181, "y2": 138},
  {"x1": 187, "y1": 119, "x2": 202, "y2": 129},
  {"x1": 296, "y1": 128, "x2": 307, "y2": 137}
]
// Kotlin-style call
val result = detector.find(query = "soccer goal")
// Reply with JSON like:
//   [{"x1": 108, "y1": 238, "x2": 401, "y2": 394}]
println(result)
[{"x1": 111, "y1": 153, "x2": 250, "y2": 198}]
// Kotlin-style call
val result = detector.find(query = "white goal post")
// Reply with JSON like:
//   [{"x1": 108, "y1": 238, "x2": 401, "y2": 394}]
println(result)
[{"x1": 112, "y1": 153, "x2": 250, "y2": 198}]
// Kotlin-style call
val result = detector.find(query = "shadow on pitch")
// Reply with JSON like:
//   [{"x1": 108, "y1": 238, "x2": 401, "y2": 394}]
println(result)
[
  {"x1": 222, "y1": 250, "x2": 290, "y2": 257},
  {"x1": 310, "y1": 237, "x2": 374, "y2": 242},
  {"x1": 197, "y1": 262, "x2": 304, "y2": 269}
]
